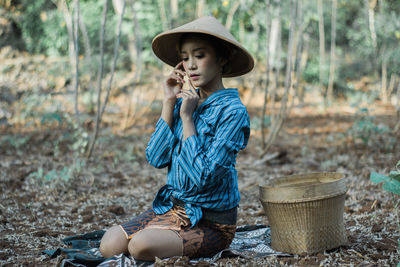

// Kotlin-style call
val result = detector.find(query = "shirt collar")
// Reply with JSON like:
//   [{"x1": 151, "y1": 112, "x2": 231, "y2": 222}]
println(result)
[{"x1": 197, "y1": 88, "x2": 238, "y2": 110}]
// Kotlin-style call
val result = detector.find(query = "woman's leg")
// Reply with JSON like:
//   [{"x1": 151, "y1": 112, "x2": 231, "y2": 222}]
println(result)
[
  {"x1": 99, "y1": 225, "x2": 129, "y2": 258},
  {"x1": 128, "y1": 229, "x2": 183, "y2": 261}
]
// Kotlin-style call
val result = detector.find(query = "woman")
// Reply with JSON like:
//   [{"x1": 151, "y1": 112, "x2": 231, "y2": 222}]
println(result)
[{"x1": 100, "y1": 16, "x2": 254, "y2": 261}]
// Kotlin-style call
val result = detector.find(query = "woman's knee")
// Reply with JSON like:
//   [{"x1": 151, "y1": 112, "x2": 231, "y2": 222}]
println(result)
[
  {"x1": 99, "y1": 225, "x2": 129, "y2": 258},
  {"x1": 128, "y1": 229, "x2": 182, "y2": 261},
  {"x1": 128, "y1": 230, "x2": 156, "y2": 261}
]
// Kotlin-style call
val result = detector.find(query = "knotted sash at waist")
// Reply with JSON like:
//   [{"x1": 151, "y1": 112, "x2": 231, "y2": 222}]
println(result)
[{"x1": 170, "y1": 196, "x2": 237, "y2": 225}]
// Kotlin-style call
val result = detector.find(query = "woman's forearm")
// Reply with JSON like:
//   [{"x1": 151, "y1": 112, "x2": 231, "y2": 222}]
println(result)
[
  {"x1": 161, "y1": 99, "x2": 176, "y2": 129},
  {"x1": 181, "y1": 116, "x2": 197, "y2": 140}
]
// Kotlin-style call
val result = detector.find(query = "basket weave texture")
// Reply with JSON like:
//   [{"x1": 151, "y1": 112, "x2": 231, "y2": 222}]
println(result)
[{"x1": 259, "y1": 172, "x2": 348, "y2": 254}]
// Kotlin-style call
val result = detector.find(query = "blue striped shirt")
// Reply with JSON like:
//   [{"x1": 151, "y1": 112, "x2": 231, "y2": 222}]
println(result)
[{"x1": 146, "y1": 88, "x2": 250, "y2": 226}]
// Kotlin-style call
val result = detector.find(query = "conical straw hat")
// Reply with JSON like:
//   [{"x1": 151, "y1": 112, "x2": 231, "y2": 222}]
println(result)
[{"x1": 152, "y1": 16, "x2": 254, "y2": 78}]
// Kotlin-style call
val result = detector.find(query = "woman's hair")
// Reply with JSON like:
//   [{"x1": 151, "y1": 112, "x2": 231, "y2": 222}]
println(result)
[{"x1": 177, "y1": 33, "x2": 236, "y2": 75}]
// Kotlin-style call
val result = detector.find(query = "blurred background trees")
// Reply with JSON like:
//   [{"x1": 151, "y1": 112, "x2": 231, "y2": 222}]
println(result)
[
  {"x1": 0, "y1": 0, "x2": 399, "y2": 155},
  {"x1": 2, "y1": 0, "x2": 398, "y2": 84}
]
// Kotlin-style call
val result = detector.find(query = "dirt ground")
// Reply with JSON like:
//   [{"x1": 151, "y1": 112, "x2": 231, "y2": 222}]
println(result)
[
  {"x1": 0, "y1": 48, "x2": 399, "y2": 266},
  {"x1": 1, "y1": 100, "x2": 399, "y2": 266}
]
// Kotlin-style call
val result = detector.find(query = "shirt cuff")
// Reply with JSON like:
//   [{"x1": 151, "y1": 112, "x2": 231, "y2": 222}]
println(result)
[{"x1": 155, "y1": 117, "x2": 177, "y2": 146}]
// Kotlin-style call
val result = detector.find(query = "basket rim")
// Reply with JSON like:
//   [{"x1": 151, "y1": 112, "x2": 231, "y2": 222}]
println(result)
[
  {"x1": 259, "y1": 172, "x2": 347, "y2": 202},
  {"x1": 259, "y1": 172, "x2": 345, "y2": 189},
  {"x1": 260, "y1": 192, "x2": 346, "y2": 203}
]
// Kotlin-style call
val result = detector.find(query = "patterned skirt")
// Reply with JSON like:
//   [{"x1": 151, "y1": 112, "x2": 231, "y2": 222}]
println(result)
[{"x1": 119, "y1": 206, "x2": 236, "y2": 258}]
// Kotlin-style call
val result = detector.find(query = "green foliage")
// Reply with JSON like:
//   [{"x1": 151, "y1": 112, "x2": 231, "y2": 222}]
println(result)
[
  {"x1": 302, "y1": 57, "x2": 321, "y2": 84},
  {"x1": 370, "y1": 166, "x2": 400, "y2": 196},
  {"x1": 16, "y1": 0, "x2": 68, "y2": 55},
  {"x1": 0, "y1": 135, "x2": 30, "y2": 149},
  {"x1": 250, "y1": 115, "x2": 271, "y2": 131},
  {"x1": 110, "y1": 142, "x2": 137, "y2": 169},
  {"x1": 8, "y1": 0, "x2": 400, "y2": 83},
  {"x1": 346, "y1": 108, "x2": 389, "y2": 145},
  {"x1": 40, "y1": 112, "x2": 63, "y2": 126},
  {"x1": 29, "y1": 159, "x2": 86, "y2": 181},
  {"x1": 55, "y1": 114, "x2": 90, "y2": 156},
  {"x1": 370, "y1": 160, "x2": 400, "y2": 254},
  {"x1": 17, "y1": 92, "x2": 67, "y2": 128}
]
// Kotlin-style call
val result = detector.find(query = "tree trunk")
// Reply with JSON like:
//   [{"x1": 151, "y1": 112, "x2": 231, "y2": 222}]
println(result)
[
  {"x1": 381, "y1": 50, "x2": 388, "y2": 103},
  {"x1": 261, "y1": 0, "x2": 296, "y2": 157},
  {"x1": 317, "y1": 0, "x2": 325, "y2": 96},
  {"x1": 100, "y1": 0, "x2": 126, "y2": 118},
  {"x1": 290, "y1": 0, "x2": 303, "y2": 110},
  {"x1": 86, "y1": 0, "x2": 108, "y2": 158},
  {"x1": 271, "y1": 13, "x2": 282, "y2": 121},
  {"x1": 225, "y1": 1, "x2": 240, "y2": 31},
  {"x1": 261, "y1": 0, "x2": 271, "y2": 149},
  {"x1": 73, "y1": 0, "x2": 80, "y2": 125},
  {"x1": 196, "y1": 0, "x2": 205, "y2": 18},
  {"x1": 87, "y1": 0, "x2": 126, "y2": 158},
  {"x1": 112, "y1": 0, "x2": 124, "y2": 14},
  {"x1": 130, "y1": 0, "x2": 142, "y2": 82},
  {"x1": 170, "y1": 0, "x2": 178, "y2": 28},
  {"x1": 78, "y1": 8, "x2": 96, "y2": 113},
  {"x1": 368, "y1": 0, "x2": 378, "y2": 49},
  {"x1": 269, "y1": 18, "x2": 280, "y2": 68},
  {"x1": 387, "y1": 73, "x2": 396, "y2": 100},
  {"x1": 396, "y1": 77, "x2": 400, "y2": 118},
  {"x1": 58, "y1": 0, "x2": 75, "y2": 82},
  {"x1": 298, "y1": 33, "x2": 310, "y2": 104},
  {"x1": 327, "y1": 0, "x2": 337, "y2": 105},
  {"x1": 158, "y1": 0, "x2": 169, "y2": 30},
  {"x1": 122, "y1": 0, "x2": 144, "y2": 132},
  {"x1": 78, "y1": 10, "x2": 92, "y2": 63}
]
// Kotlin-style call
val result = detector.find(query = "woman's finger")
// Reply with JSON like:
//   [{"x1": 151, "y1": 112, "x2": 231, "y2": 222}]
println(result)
[
  {"x1": 188, "y1": 78, "x2": 196, "y2": 90},
  {"x1": 176, "y1": 92, "x2": 189, "y2": 98},
  {"x1": 177, "y1": 90, "x2": 198, "y2": 98},
  {"x1": 168, "y1": 74, "x2": 185, "y2": 84},
  {"x1": 175, "y1": 61, "x2": 184, "y2": 69},
  {"x1": 174, "y1": 69, "x2": 186, "y2": 77},
  {"x1": 180, "y1": 89, "x2": 197, "y2": 97}
]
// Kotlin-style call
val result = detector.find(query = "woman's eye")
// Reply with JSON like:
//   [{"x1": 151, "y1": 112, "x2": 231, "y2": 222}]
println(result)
[
  {"x1": 182, "y1": 57, "x2": 188, "y2": 61},
  {"x1": 195, "y1": 54, "x2": 204, "y2": 59}
]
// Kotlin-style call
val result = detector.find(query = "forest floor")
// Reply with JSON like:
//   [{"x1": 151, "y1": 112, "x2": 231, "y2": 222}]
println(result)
[{"x1": 1, "y1": 48, "x2": 400, "y2": 266}]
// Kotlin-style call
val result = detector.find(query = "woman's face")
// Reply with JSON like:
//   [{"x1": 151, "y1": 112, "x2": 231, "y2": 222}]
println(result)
[{"x1": 180, "y1": 36, "x2": 223, "y2": 91}]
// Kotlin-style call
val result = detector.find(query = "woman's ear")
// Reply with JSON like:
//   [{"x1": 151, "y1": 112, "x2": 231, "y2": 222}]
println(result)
[{"x1": 218, "y1": 58, "x2": 228, "y2": 68}]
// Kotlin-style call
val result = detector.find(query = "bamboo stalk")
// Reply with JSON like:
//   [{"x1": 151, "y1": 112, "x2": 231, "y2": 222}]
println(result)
[
  {"x1": 100, "y1": 0, "x2": 126, "y2": 118},
  {"x1": 261, "y1": 0, "x2": 271, "y2": 149},
  {"x1": 326, "y1": 0, "x2": 337, "y2": 106},
  {"x1": 73, "y1": 0, "x2": 80, "y2": 125},
  {"x1": 225, "y1": 1, "x2": 240, "y2": 31},
  {"x1": 86, "y1": 0, "x2": 108, "y2": 159},
  {"x1": 261, "y1": 0, "x2": 296, "y2": 157}
]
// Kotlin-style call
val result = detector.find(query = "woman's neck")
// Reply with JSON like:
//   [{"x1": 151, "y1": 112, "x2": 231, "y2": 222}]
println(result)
[{"x1": 198, "y1": 80, "x2": 225, "y2": 100}]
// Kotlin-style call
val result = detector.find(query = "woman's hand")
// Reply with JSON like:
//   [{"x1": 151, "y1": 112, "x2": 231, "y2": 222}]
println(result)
[
  {"x1": 176, "y1": 80, "x2": 199, "y2": 121},
  {"x1": 164, "y1": 61, "x2": 186, "y2": 103}
]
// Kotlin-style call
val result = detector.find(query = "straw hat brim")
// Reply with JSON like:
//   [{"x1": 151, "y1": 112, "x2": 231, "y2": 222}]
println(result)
[{"x1": 151, "y1": 16, "x2": 254, "y2": 78}]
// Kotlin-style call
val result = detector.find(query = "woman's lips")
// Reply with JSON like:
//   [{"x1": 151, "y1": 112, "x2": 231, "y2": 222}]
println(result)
[{"x1": 190, "y1": 74, "x2": 200, "y2": 80}]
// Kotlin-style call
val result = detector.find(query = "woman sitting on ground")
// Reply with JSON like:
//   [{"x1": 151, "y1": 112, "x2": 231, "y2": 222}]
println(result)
[{"x1": 99, "y1": 16, "x2": 254, "y2": 261}]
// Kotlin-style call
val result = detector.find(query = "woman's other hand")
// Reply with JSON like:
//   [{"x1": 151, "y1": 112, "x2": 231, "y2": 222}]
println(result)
[
  {"x1": 176, "y1": 79, "x2": 199, "y2": 121},
  {"x1": 164, "y1": 61, "x2": 186, "y2": 103}
]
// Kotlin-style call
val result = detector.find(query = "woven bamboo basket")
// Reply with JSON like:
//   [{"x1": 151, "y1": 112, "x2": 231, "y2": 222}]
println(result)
[{"x1": 259, "y1": 172, "x2": 348, "y2": 254}]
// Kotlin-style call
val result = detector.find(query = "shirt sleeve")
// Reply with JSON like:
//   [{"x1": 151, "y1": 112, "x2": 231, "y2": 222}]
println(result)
[
  {"x1": 146, "y1": 117, "x2": 178, "y2": 168},
  {"x1": 177, "y1": 108, "x2": 250, "y2": 190}
]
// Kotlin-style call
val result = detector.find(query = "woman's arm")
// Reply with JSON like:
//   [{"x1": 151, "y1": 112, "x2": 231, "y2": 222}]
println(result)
[
  {"x1": 161, "y1": 99, "x2": 176, "y2": 129},
  {"x1": 176, "y1": 87, "x2": 199, "y2": 140},
  {"x1": 177, "y1": 108, "x2": 250, "y2": 191},
  {"x1": 146, "y1": 62, "x2": 186, "y2": 168}
]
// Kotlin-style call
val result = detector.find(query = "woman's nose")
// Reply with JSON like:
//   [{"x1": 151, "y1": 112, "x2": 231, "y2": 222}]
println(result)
[{"x1": 188, "y1": 58, "x2": 197, "y2": 69}]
